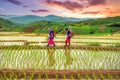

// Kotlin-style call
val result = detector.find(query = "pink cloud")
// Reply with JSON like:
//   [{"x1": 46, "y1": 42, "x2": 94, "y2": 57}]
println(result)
[
  {"x1": 44, "y1": 0, "x2": 83, "y2": 11},
  {"x1": 82, "y1": 11, "x2": 100, "y2": 14},
  {"x1": 88, "y1": 0, "x2": 106, "y2": 6},
  {"x1": 31, "y1": 9, "x2": 50, "y2": 13}
]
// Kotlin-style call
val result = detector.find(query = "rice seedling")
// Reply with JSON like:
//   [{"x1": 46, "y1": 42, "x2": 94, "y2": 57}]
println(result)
[{"x1": 0, "y1": 34, "x2": 120, "y2": 79}]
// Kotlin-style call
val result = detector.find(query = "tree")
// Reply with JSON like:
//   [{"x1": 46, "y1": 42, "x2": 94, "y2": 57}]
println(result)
[{"x1": 34, "y1": 29, "x2": 41, "y2": 35}]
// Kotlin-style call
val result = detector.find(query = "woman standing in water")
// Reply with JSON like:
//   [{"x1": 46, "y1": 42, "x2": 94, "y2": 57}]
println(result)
[
  {"x1": 65, "y1": 28, "x2": 73, "y2": 46},
  {"x1": 47, "y1": 28, "x2": 56, "y2": 46}
]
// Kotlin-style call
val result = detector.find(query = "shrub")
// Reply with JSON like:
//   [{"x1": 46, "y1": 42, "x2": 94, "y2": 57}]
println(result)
[
  {"x1": 87, "y1": 42, "x2": 101, "y2": 46},
  {"x1": 115, "y1": 44, "x2": 120, "y2": 47}
]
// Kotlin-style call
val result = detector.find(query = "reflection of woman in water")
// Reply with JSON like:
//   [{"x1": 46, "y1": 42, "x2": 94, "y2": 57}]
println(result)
[
  {"x1": 47, "y1": 28, "x2": 55, "y2": 46},
  {"x1": 64, "y1": 48, "x2": 73, "y2": 67},
  {"x1": 47, "y1": 49, "x2": 55, "y2": 67}
]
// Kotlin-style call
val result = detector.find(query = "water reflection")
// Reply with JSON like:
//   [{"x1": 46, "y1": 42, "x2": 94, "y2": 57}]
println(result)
[
  {"x1": 47, "y1": 47, "x2": 73, "y2": 69},
  {"x1": 64, "y1": 47, "x2": 73, "y2": 67},
  {"x1": 47, "y1": 47, "x2": 55, "y2": 67}
]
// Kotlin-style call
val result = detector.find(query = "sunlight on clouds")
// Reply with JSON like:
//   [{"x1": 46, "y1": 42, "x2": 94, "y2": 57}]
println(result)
[{"x1": 0, "y1": 0, "x2": 120, "y2": 18}]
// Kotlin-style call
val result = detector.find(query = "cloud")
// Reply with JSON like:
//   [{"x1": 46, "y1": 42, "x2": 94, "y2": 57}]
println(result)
[
  {"x1": 23, "y1": 5, "x2": 29, "y2": 8},
  {"x1": 82, "y1": 7, "x2": 120, "y2": 17},
  {"x1": 31, "y1": 9, "x2": 50, "y2": 13},
  {"x1": 82, "y1": 11, "x2": 100, "y2": 14},
  {"x1": 0, "y1": 8, "x2": 5, "y2": 12},
  {"x1": 1, "y1": 0, "x2": 120, "y2": 18},
  {"x1": 44, "y1": 0, "x2": 83, "y2": 11},
  {"x1": 4, "y1": 0, "x2": 23, "y2": 6},
  {"x1": 3, "y1": 0, "x2": 29, "y2": 8},
  {"x1": 88, "y1": 0, "x2": 106, "y2": 6},
  {"x1": 101, "y1": 8, "x2": 120, "y2": 17}
]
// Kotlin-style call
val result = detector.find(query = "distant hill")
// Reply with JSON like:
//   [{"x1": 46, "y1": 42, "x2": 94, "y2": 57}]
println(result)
[
  {"x1": 0, "y1": 15, "x2": 119, "y2": 35},
  {"x1": 24, "y1": 16, "x2": 120, "y2": 35},
  {"x1": 8, "y1": 15, "x2": 88, "y2": 24},
  {"x1": 0, "y1": 14, "x2": 19, "y2": 19},
  {"x1": 8, "y1": 15, "x2": 41, "y2": 24},
  {"x1": 68, "y1": 16, "x2": 120, "y2": 34},
  {"x1": 42, "y1": 15, "x2": 89, "y2": 22},
  {"x1": 0, "y1": 15, "x2": 89, "y2": 24},
  {"x1": 78, "y1": 16, "x2": 120, "y2": 26},
  {"x1": 0, "y1": 18, "x2": 19, "y2": 31},
  {"x1": 24, "y1": 20, "x2": 65, "y2": 33}
]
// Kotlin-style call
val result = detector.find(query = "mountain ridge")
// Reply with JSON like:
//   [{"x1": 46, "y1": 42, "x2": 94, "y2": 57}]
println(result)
[{"x1": 0, "y1": 14, "x2": 91, "y2": 24}]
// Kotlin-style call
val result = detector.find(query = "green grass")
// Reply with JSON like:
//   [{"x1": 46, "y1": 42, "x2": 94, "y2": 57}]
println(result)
[{"x1": 69, "y1": 26, "x2": 91, "y2": 35}]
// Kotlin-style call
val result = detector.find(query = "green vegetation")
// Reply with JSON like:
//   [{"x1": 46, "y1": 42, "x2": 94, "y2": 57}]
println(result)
[
  {"x1": 69, "y1": 16, "x2": 120, "y2": 35},
  {"x1": 33, "y1": 29, "x2": 41, "y2": 35},
  {"x1": 0, "y1": 47, "x2": 120, "y2": 69},
  {"x1": 87, "y1": 42, "x2": 101, "y2": 46},
  {"x1": 0, "y1": 18, "x2": 18, "y2": 31},
  {"x1": 0, "y1": 33, "x2": 120, "y2": 79},
  {"x1": 0, "y1": 16, "x2": 120, "y2": 35},
  {"x1": 8, "y1": 15, "x2": 42, "y2": 24},
  {"x1": 25, "y1": 21, "x2": 65, "y2": 33},
  {"x1": 24, "y1": 16, "x2": 120, "y2": 35},
  {"x1": 0, "y1": 18, "x2": 23, "y2": 32},
  {"x1": 115, "y1": 44, "x2": 120, "y2": 47}
]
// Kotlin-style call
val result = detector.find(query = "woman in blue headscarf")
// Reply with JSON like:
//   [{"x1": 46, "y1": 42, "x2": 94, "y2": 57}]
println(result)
[
  {"x1": 65, "y1": 28, "x2": 71, "y2": 46},
  {"x1": 47, "y1": 28, "x2": 56, "y2": 46}
]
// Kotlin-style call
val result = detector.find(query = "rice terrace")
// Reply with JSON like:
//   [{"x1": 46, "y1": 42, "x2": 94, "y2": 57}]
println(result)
[
  {"x1": 0, "y1": 32, "x2": 120, "y2": 79},
  {"x1": 0, "y1": 0, "x2": 120, "y2": 79}
]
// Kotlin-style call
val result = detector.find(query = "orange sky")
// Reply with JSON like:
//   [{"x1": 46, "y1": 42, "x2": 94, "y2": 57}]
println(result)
[{"x1": 0, "y1": 0, "x2": 120, "y2": 18}]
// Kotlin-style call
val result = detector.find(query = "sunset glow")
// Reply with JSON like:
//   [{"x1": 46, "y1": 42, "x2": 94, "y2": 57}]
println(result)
[{"x1": 0, "y1": 0, "x2": 120, "y2": 18}]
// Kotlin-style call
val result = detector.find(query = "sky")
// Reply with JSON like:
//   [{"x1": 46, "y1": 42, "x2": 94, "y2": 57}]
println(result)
[{"x1": 0, "y1": 0, "x2": 120, "y2": 18}]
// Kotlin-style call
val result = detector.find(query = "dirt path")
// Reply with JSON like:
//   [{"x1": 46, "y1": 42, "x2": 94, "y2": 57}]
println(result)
[{"x1": 0, "y1": 69, "x2": 120, "y2": 79}]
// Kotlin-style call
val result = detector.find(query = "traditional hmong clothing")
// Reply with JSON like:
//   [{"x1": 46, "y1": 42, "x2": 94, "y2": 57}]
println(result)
[
  {"x1": 65, "y1": 30, "x2": 71, "y2": 43},
  {"x1": 48, "y1": 30, "x2": 55, "y2": 46}
]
